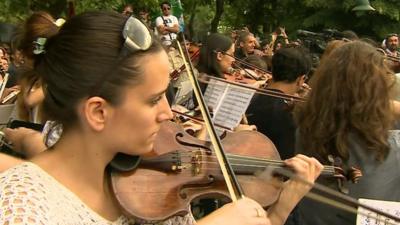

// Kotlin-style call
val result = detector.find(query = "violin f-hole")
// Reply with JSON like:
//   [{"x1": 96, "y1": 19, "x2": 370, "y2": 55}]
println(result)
[{"x1": 179, "y1": 175, "x2": 216, "y2": 199}]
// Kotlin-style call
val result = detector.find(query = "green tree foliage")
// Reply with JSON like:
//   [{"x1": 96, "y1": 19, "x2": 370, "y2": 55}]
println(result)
[
  {"x1": 0, "y1": 0, "x2": 30, "y2": 23},
  {"x1": 1, "y1": 0, "x2": 399, "y2": 41}
]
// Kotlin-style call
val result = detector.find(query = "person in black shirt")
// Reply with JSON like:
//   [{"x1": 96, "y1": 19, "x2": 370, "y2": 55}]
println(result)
[{"x1": 246, "y1": 47, "x2": 311, "y2": 160}]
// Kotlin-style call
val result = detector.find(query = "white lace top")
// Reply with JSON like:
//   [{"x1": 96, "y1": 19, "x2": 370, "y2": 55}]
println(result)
[{"x1": 0, "y1": 162, "x2": 196, "y2": 225}]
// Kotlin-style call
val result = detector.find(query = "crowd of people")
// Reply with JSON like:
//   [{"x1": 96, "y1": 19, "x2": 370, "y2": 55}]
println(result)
[{"x1": 0, "y1": 1, "x2": 399, "y2": 225}]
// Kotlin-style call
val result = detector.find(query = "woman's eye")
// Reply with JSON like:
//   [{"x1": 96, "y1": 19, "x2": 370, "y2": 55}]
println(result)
[{"x1": 150, "y1": 95, "x2": 163, "y2": 105}]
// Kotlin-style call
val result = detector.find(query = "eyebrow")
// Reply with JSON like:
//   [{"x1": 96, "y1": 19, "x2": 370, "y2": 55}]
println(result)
[{"x1": 149, "y1": 86, "x2": 169, "y2": 98}]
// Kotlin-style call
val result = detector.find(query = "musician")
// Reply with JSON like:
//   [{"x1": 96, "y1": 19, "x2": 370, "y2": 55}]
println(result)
[
  {"x1": 155, "y1": 1, "x2": 179, "y2": 46},
  {"x1": 234, "y1": 31, "x2": 257, "y2": 60},
  {"x1": 121, "y1": 4, "x2": 134, "y2": 17},
  {"x1": 15, "y1": 11, "x2": 61, "y2": 123},
  {"x1": 383, "y1": 33, "x2": 400, "y2": 73},
  {"x1": 384, "y1": 33, "x2": 399, "y2": 57},
  {"x1": 246, "y1": 47, "x2": 311, "y2": 160},
  {"x1": 294, "y1": 41, "x2": 400, "y2": 225},
  {"x1": 0, "y1": 11, "x2": 323, "y2": 225},
  {"x1": 197, "y1": 33, "x2": 235, "y2": 78}
]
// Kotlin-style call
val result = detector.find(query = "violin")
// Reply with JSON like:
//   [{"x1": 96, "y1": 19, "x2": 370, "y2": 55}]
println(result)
[
  {"x1": 223, "y1": 64, "x2": 271, "y2": 87},
  {"x1": 223, "y1": 68, "x2": 257, "y2": 85},
  {"x1": 170, "y1": 43, "x2": 200, "y2": 81},
  {"x1": 110, "y1": 121, "x2": 353, "y2": 222}
]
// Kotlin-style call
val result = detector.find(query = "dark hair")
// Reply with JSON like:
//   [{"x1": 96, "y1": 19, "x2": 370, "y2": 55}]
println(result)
[
  {"x1": 237, "y1": 31, "x2": 253, "y2": 44},
  {"x1": 36, "y1": 11, "x2": 164, "y2": 127},
  {"x1": 197, "y1": 33, "x2": 233, "y2": 78},
  {"x1": 243, "y1": 55, "x2": 267, "y2": 71},
  {"x1": 271, "y1": 47, "x2": 311, "y2": 82},
  {"x1": 360, "y1": 37, "x2": 379, "y2": 47},
  {"x1": 342, "y1": 30, "x2": 358, "y2": 40},
  {"x1": 16, "y1": 11, "x2": 59, "y2": 61},
  {"x1": 160, "y1": 1, "x2": 171, "y2": 8},
  {"x1": 272, "y1": 38, "x2": 285, "y2": 53},
  {"x1": 14, "y1": 11, "x2": 59, "y2": 122}
]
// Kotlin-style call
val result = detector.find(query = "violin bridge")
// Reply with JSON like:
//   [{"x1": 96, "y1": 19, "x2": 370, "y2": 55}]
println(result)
[{"x1": 191, "y1": 150, "x2": 203, "y2": 176}]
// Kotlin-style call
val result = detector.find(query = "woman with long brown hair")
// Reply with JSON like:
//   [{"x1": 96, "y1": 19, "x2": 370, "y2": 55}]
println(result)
[{"x1": 294, "y1": 40, "x2": 400, "y2": 225}]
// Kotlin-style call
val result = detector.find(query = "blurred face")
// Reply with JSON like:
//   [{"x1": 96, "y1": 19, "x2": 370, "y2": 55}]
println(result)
[
  {"x1": 122, "y1": 6, "x2": 133, "y2": 16},
  {"x1": 218, "y1": 44, "x2": 235, "y2": 74},
  {"x1": 1, "y1": 58, "x2": 8, "y2": 71},
  {"x1": 161, "y1": 4, "x2": 171, "y2": 16},
  {"x1": 274, "y1": 43, "x2": 282, "y2": 52},
  {"x1": 387, "y1": 36, "x2": 399, "y2": 52},
  {"x1": 107, "y1": 50, "x2": 173, "y2": 155},
  {"x1": 240, "y1": 35, "x2": 256, "y2": 54},
  {"x1": 139, "y1": 11, "x2": 148, "y2": 20}
]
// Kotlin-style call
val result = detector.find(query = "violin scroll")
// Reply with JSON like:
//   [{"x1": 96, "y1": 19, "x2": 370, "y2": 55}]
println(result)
[{"x1": 328, "y1": 155, "x2": 363, "y2": 194}]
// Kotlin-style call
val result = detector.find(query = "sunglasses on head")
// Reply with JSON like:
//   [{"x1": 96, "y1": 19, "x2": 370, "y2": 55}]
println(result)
[
  {"x1": 122, "y1": 16, "x2": 152, "y2": 53},
  {"x1": 88, "y1": 16, "x2": 153, "y2": 97}
]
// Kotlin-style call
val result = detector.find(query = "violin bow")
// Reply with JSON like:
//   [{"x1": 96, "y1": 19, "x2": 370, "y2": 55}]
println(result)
[
  {"x1": 172, "y1": 109, "x2": 233, "y2": 131},
  {"x1": 217, "y1": 51, "x2": 272, "y2": 75},
  {"x1": 199, "y1": 74, "x2": 306, "y2": 103},
  {"x1": 273, "y1": 167, "x2": 400, "y2": 224},
  {"x1": 170, "y1": 48, "x2": 200, "y2": 80},
  {"x1": 176, "y1": 36, "x2": 244, "y2": 201}
]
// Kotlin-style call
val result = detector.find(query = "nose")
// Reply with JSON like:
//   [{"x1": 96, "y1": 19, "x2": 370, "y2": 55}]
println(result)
[{"x1": 157, "y1": 96, "x2": 173, "y2": 122}]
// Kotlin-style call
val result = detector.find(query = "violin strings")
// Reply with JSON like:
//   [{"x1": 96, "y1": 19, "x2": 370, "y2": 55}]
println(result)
[
  {"x1": 144, "y1": 156, "x2": 335, "y2": 175},
  {"x1": 151, "y1": 150, "x2": 336, "y2": 173},
  {"x1": 148, "y1": 151, "x2": 336, "y2": 174},
  {"x1": 141, "y1": 160, "x2": 398, "y2": 224}
]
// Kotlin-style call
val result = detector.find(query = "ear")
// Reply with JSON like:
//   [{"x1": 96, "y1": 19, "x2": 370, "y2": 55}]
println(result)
[
  {"x1": 240, "y1": 41, "x2": 245, "y2": 48},
  {"x1": 216, "y1": 52, "x2": 223, "y2": 61},
  {"x1": 81, "y1": 97, "x2": 111, "y2": 132}
]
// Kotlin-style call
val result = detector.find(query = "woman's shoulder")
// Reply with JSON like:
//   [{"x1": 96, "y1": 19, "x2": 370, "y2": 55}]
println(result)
[
  {"x1": 0, "y1": 162, "x2": 137, "y2": 224},
  {"x1": 0, "y1": 162, "x2": 55, "y2": 224},
  {"x1": 0, "y1": 161, "x2": 43, "y2": 185}
]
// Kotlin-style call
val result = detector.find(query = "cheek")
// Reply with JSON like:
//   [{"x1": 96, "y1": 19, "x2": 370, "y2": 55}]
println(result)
[{"x1": 128, "y1": 109, "x2": 154, "y2": 131}]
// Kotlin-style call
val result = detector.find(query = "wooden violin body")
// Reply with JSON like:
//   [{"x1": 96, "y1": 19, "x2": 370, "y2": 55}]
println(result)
[{"x1": 111, "y1": 121, "x2": 282, "y2": 222}]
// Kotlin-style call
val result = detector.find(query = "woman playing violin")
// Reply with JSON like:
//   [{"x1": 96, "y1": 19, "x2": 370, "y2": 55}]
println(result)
[
  {"x1": 197, "y1": 33, "x2": 235, "y2": 79},
  {"x1": 196, "y1": 33, "x2": 267, "y2": 91},
  {"x1": 0, "y1": 12, "x2": 322, "y2": 225},
  {"x1": 294, "y1": 40, "x2": 400, "y2": 225}
]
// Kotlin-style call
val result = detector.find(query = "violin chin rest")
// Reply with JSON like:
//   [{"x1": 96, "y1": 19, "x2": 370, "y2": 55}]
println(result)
[{"x1": 109, "y1": 153, "x2": 141, "y2": 172}]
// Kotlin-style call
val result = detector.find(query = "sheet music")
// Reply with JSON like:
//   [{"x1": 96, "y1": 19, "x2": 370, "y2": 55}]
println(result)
[
  {"x1": 203, "y1": 79, "x2": 255, "y2": 135},
  {"x1": 357, "y1": 198, "x2": 400, "y2": 225},
  {"x1": 174, "y1": 80, "x2": 193, "y2": 105}
]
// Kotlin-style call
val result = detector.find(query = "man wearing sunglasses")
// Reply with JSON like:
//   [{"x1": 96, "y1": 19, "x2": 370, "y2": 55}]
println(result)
[{"x1": 155, "y1": 1, "x2": 179, "y2": 46}]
